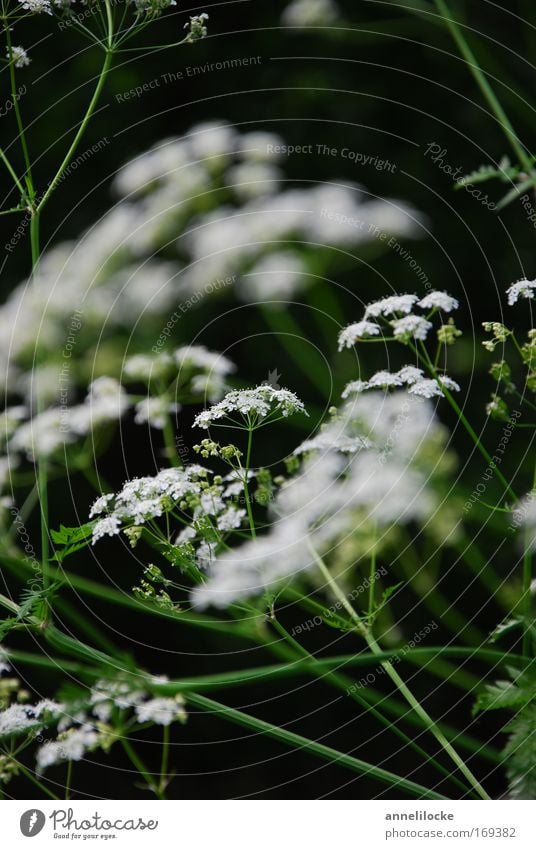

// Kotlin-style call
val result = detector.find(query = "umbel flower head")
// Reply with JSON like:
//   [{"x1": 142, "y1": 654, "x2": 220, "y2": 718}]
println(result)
[
  {"x1": 338, "y1": 290, "x2": 460, "y2": 349},
  {"x1": 6, "y1": 46, "x2": 30, "y2": 68},
  {"x1": 17, "y1": 0, "x2": 52, "y2": 13},
  {"x1": 506, "y1": 278, "x2": 536, "y2": 305},
  {"x1": 193, "y1": 384, "x2": 308, "y2": 428},
  {"x1": 184, "y1": 12, "x2": 209, "y2": 42}
]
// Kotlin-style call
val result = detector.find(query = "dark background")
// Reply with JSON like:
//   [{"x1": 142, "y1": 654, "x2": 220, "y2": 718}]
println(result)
[{"x1": 2, "y1": 0, "x2": 535, "y2": 799}]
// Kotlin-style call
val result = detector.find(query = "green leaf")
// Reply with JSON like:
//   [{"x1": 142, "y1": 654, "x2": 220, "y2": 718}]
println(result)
[
  {"x1": 474, "y1": 665, "x2": 536, "y2": 714},
  {"x1": 51, "y1": 522, "x2": 95, "y2": 562},
  {"x1": 504, "y1": 705, "x2": 536, "y2": 799}
]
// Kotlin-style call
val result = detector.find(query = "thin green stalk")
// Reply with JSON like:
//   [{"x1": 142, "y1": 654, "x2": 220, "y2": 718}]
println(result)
[
  {"x1": 64, "y1": 760, "x2": 73, "y2": 800},
  {"x1": 0, "y1": 147, "x2": 27, "y2": 201},
  {"x1": 121, "y1": 737, "x2": 164, "y2": 799},
  {"x1": 243, "y1": 427, "x2": 256, "y2": 538},
  {"x1": 13, "y1": 759, "x2": 59, "y2": 800},
  {"x1": 36, "y1": 49, "x2": 114, "y2": 215},
  {"x1": 433, "y1": 0, "x2": 533, "y2": 174},
  {"x1": 159, "y1": 724, "x2": 170, "y2": 795},
  {"x1": 5, "y1": 23, "x2": 33, "y2": 196},
  {"x1": 414, "y1": 340, "x2": 517, "y2": 500},
  {"x1": 187, "y1": 692, "x2": 447, "y2": 799},
  {"x1": 312, "y1": 548, "x2": 490, "y2": 800}
]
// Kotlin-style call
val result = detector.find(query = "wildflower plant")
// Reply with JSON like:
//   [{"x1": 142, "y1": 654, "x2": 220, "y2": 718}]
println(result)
[{"x1": 2, "y1": 2, "x2": 536, "y2": 806}]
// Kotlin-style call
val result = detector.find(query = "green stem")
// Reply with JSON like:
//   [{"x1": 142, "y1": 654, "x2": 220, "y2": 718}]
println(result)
[
  {"x1": 121, "y1": 738, "x2": 165, "y2": 799},
  {"x1": 271, "y1": 618, "x2": 473, "y2": 796},
  {"x1": 5, "y1": 23, "x2": 33, "y2": 196},
  {"x1": 0, "y1": 147, "x2": 27, "y2": 201},
  {"x1": 13, "y1": 759, "x2": 59, "y2": 800},
  {"x1": 187, "y1": 692, "x2": 447, "y2": 799},
  {"x1": 243, "y1": 427, "x2": 256, "y2": 538},
  {"x1": 414, "y1": 341, "x2": 517, "y2": 500},
  {"x1": 159, "y1": 724, "x2": 170, "y2": 794},
  {"x1": 433, "y1": 0, "x2": 533, "y2": 174},
  {"x1": 36, "y1": 49, "x2": 114, "y2": 215},
  {"x1": 313, "y1": 549, "x2": 490, "y2": 800},
  {"x1": 64, "y1": 759, "x2": 73, "y2": 800}
]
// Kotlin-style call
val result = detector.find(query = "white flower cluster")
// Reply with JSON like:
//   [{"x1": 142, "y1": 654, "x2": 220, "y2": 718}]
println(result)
[
  {"x1": 0, "y1": 123, "x2": 421, "y2": 412},
  {"x1": 10, "y1": 377, "x2": 128, "y2": 459},
  {"x1": 90, "y1": 463, "x2": 248, "y2": 563},
  {"x1": 18, "y1": 0, "x2": 51, "y2": 13},
  {"x1": 506, "y1": 278, "x2": 536, "y2": 305},
  {"x1": 339, "y1": 290, "x2": 459, "y2": 349},
  {"x1": 193, "y1": 385, "x2": 308, "y2": 428},
  {"x1": 32, "y1": 676, "x2": 186, "y2": 770},
  {"x1": 0, "y1": 699, "x2": 63, "y2": 739},
  {"x1": 281, "y1": 0, "x2": 340, "y2": 26},
  {"x1": 342, "y1": 366, "x2": 460, "y2": 400},
  {"x1": 90, "y1": 465, "x2": 207, "y2": 542},
  {"x1": 193, "y1": 391, "x2": 446, "y2": 608},
  {"x1": 6, "y1": 46, "x2": 30, "y2": 68}
]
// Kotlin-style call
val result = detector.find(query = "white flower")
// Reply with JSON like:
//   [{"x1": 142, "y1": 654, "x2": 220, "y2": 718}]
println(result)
[
  {"x1": 92, "y1": 515, "x2": 121, "y2": 542},
  {"x1": 341, "y1": 380, "x2": 368, "y2": 398},
  {"x1": 0, "y1": 699, "x2": 62, "y2": 738},
  {"x1": 294, "y1": 428, "x2": 372, "y2": 455},
  {"x1": 135, "y1": 696, "x2": 185, "y2": 726},
  {"x1": 238, "y1": 251, "x2": 307, "y2": 302},
  {"x1": 0, "y1": 704, "x2": 36, "y2": 737},
  {"x1": 342, "y1": 367, "x2": 459, "y2": 401},
  {"x1": 10, "y1": 408, "x2": 73, "y2": 459},
  {"x1": 90, "y1": 466, "x2": 207, "y2": 542},
  {"x1": 506, "y1": 278, "x2": 536, "y2": 305},
  {"x1": 193, "y1": 385, "x2": 307, "y2": 428},
  {"x1": 511, "y1": 492, "x2": 536, "y2": 550},
  {"x1": 123, "y1": 353, "x2": 173, "y2": 381},
  {"x1": 89, "y1": 493, "x2": 114, "y2": 517},
  {"x1": 281, "y1": 0, "x2": 339, "y2": 26},
  {"x1": 191, "y1": 518, "x2": 310, "y2": 609},
  {"x1": 418, "y1": 291, "x2": 459, "y2": 312},
  {"x1": 174, "y1": 345, "x2": 235, "y2": 377},
  {"x1": 18, "y1": 0, "x2": 52, "y2": 13},
  {"x1": 338, "y1": 320, "x2": 381, "y2": 349},
  {"x1": 6, "y1": 46, "x2": 30, "y2": 68},
  {"x1": 227, "y1": 163, "x2": 281, "y2": 200},
  {"x1": 365, "y1": 294, "x2": 418, "y2": 318},
  {"x1": 391, "y1": 314, "x2": 432, "y2": 341},
  {"x1": 134, "y1": 397, "x2": 180, "y2": 430},
  {"x1": 367, "y1": 370, "x2": 405, "y2": 389},
  {"x1": 184, "y1": 12, "x2": 209, "y2": 42},
  {"x1": 408, "y1": 376, "x2": 460, "y2": 398},
  {"x1": 237, "y1": 131, "x2": 285, "y2": 162},
  {"x1": 36, "y1": 725, "x2": 98, "y2": 771},
  {"x1": 397, "y1": 365, "x2": 425, "y2": 384},
  {"x1": 216, "y1": 505, "x2": 246, "y2": 531},
  {"x1": 69, "y1": 377, "x2": 129, "y2": 435}
]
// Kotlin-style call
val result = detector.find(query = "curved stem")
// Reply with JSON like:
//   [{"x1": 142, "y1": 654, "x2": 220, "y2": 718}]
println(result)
[
  {"x1": 187, "y1": 691, "x2": 447, "y2": 800},
  {"x1": 433, "y1": 0, "x2": 533, "y2": 174},
  {"x1": 36, "y1": 49, "x2": 114, "y2": 215},
  {"x1": 243, "y1": 427, "x2": 256, "y2": 538},
  {"x1": 312, "y1": 545, "x2": 490, "y2": 800},
  {"x1": 5, "y1": 23, "x2": 33, "y2": 197}
]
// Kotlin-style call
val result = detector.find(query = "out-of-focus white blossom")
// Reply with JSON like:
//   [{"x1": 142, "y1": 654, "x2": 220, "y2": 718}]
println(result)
[
  {"x1": 506, "y1": 278, "x2": 536, "y2": 305},
  {"x1": 281, "y1": 0, "x2": 339, "y2": 26}
]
